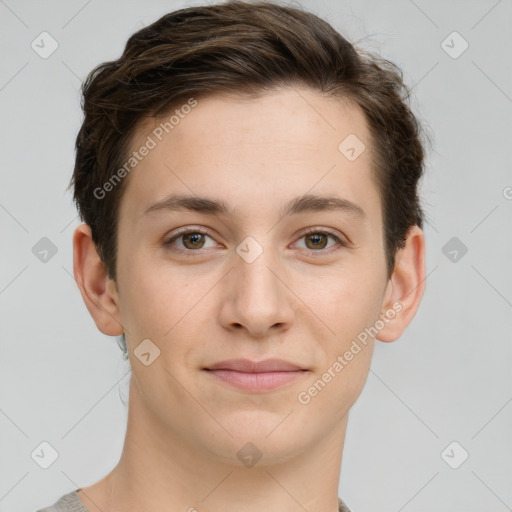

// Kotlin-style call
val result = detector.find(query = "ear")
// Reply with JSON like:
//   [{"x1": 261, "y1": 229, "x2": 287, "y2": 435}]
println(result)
[
  {"x1": 72, "y1": 223, "x2": 124, "y2": 336},
  {"x1": 376, "y1": 225, "x2": 426, "y2": 342}
]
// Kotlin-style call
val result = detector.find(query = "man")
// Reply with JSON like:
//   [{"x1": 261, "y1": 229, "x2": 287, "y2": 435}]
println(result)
[{"x1": 37, "y1": 1, "x2": 428, "y2": 511}]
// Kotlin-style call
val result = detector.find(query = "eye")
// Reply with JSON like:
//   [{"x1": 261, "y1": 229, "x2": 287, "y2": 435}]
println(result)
[
  {"x1": 163, "y1": 227, "x2": 219, "y2": 253},
  {"x1": 294, "y1": 228, "x2": 346, "y2": 253},
  {"x1": 163, "y1": 226, "x2": 347, "y2": 256}
]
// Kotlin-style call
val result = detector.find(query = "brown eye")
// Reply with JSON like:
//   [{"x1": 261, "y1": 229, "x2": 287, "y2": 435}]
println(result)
[
  {"x1": 164, "y1": 228, "x2": 217, "y2": 254},
  {"x1": 304, "y1": 232, "x2": 329, "y2": 250},
  {"x1": 293, "y1": 229, "x2": 346, "y2": 254},
  {"x1": 182, "y1": 232, "x2": 206, "y2": 249}
]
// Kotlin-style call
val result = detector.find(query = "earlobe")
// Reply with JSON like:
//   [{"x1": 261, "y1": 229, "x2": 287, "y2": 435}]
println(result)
[
  {"x1": 376, "y1": 225, "x2": 426, "y2": 343},
  {"x1": 72, "y1": 223, "x2": 124, "y2": 336}
]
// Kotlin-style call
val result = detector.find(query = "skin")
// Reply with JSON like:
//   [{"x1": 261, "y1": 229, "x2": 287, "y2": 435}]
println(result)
[{"x1": 73, "y1": 86, "x2": 425, "y2": 512}]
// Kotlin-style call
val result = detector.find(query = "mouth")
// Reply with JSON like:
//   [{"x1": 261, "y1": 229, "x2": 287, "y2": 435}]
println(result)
[{"x1": 202, "y1": 358, "x2": 309, "y2": 392}]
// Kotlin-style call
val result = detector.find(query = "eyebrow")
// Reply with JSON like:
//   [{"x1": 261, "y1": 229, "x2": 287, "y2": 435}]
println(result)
[{"x1": 144, "y1": 193, "x2": 366, "y2": 219}]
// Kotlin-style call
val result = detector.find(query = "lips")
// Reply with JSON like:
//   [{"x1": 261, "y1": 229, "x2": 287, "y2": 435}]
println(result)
[
  {"x1": 203, "y1": 358, "x2": 308, "y2": 391},
  {"x1": 205, "y1": 358, "x2": 305, "y2": 373}
]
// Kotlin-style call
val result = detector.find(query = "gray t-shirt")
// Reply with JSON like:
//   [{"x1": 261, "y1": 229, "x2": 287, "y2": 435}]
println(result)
[
  {"x1": 36, "y1": 489, "x2": 88, "y2": 512},
  {"x1": 36, "y1": 488, "x2": 353, "y2": 512}
]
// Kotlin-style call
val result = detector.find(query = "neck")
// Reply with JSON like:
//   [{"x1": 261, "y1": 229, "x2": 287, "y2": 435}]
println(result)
[{"x1": 79, "y1": 376, "x2": 347, "y2": 512}]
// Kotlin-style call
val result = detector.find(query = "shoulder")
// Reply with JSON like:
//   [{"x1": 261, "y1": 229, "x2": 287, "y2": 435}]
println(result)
[
  {"x1": 338, "y1": 496, "x2": 353, "y2": 512},
  {"x1": 35, "y1": 490, "x2": 89, "y2": 512}
]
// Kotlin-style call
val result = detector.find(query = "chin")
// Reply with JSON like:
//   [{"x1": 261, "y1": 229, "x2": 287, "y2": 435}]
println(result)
[{"x1": 199, "y1": 413, "x2": 309, "y2": 466}]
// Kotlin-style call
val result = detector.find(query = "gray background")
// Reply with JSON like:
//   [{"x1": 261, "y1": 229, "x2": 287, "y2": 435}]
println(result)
[{"x1": 1, "y1": 0, "x2": 511, "y2": 511}]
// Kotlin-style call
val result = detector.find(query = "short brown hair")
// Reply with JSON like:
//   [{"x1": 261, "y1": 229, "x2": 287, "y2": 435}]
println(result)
[{"x1": 70, "y1": 0, "x2": 430, "y2": 285}]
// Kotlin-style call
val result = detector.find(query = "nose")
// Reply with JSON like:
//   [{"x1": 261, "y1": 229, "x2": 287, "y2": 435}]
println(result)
[{"x1": 218, "y1": 242, "x2": 295, "y2": 339}]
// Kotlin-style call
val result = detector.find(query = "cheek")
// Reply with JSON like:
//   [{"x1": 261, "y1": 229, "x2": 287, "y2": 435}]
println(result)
[
  {"x1": 118, "y1": 254, "x2": 217, "y2": 348},
  {"x1": 299, "y1": 262, "x2": 384, "y2": 393},
  {"x1": 298, "y1": 275, "x2": 379, "y2": 414},
  {"x1": 301, "y1": 263, "x2": 384, "y2": 337}
]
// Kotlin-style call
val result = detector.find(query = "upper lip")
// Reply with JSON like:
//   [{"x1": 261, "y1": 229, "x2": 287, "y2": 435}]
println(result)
[{"x1": 204, "y1": 358, "x2": 306, "y2": 373}]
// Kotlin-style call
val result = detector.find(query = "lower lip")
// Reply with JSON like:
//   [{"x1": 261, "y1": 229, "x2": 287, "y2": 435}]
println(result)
[{"x1": 204, "y1": 369, "x2": 307, "y2": 391}]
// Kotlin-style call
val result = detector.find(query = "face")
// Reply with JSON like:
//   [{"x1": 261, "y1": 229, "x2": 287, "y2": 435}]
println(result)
[{"x1": 110, "y1": 87, "x2": 394, "y2": 464}]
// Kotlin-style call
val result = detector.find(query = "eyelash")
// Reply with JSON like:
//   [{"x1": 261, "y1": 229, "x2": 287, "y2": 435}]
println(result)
[{"x1": 163, "y1": 227, "x2": 347, "y2": 256}]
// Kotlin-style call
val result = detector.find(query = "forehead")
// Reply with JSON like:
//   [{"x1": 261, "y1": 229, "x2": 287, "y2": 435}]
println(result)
[{"x1": 118, "y1": 87, "x2": 380, "y2": 225}]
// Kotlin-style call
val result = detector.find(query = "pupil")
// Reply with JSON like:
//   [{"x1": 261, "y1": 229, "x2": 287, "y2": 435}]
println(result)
[
  {"x1": 184, "y1": 233, "x2": 204, "y2": 249},
  {"x1": 307, "y1": 233, "x2": 327, "y2": 249}
]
